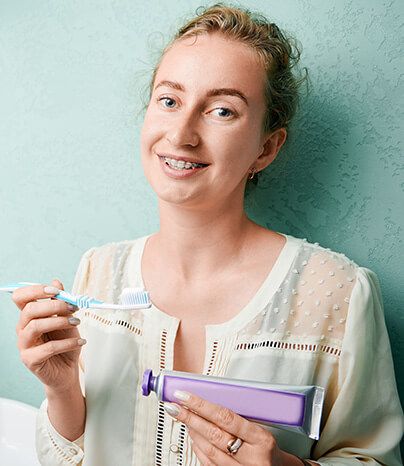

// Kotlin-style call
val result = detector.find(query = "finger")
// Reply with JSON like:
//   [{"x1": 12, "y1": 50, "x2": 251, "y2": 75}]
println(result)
[
  {"x1": 19, "y1": 315, "x2": 81, "y2": 350},
  {"x1": 51, "y1": 278, "x2": 64, "y2": 291},
  {"x1": 188, "y1": 427, "x2": 239, "y2": 466},
  {"x1": 19, "y1": 299, "x2": 78, "y2": 330},
  {"x1": 20, "y1": 337, "x2": 86, "y2": 371},
  {"x1": 171, "y1": 391, "x2": 262, "y2": 443},
  {"x1": 166, "y1": 402, "x2": 237, "y2": 459},
  {"x1": 12, "y1": 283, "x2": 63, "y2": 311},
  {"x1": 191, "y1": 442, "x2": 216, "y2": 466}
]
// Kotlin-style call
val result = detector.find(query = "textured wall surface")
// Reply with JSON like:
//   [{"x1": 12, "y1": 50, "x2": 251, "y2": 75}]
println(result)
[{"x1": 1, "y1": 0, "x2": 403, "y2": 453}]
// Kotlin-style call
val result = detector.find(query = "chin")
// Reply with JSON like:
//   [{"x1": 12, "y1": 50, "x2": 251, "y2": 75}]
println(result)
[
  {"x1": 143, "y1": 164, "x2": 198, "y2": 205},
  {"x1": 156, "y1": 186, "x2": 204, "y2": 207}
]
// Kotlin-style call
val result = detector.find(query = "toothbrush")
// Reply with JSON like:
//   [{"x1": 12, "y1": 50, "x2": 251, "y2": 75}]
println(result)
[{"x1": 0, "y1": 282, "x2": 151, "y2": 310}]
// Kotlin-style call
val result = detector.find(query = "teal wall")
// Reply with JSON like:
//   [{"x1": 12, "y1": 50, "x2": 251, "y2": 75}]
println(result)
[{"x1": 1, "y1": 0, "x2": 403, "y2": 453}]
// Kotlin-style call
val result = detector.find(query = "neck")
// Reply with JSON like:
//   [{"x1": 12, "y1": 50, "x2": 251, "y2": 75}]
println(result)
[{"x1": 153, "y1": 196, "x2": 257, "y2": 282}]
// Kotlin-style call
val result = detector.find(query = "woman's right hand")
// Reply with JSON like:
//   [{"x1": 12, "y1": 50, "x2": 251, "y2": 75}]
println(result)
[{"x1": 13, "y1": 279, "x2": 86, "y2": 393}]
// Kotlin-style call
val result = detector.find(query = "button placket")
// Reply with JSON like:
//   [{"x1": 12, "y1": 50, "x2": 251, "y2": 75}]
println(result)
[{"x1": 169, "y1": 416, "x2": 181, "y2": 457}]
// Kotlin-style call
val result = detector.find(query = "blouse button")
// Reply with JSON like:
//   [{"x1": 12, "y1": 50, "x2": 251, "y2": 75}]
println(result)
[
  {"x1": 67, "y1": 447, "x2": 78, "y2": 455},
  {"x1": 170, "y1": 444, "x2": 180, "y2": 453},
  {"x1": 318, "y1": 279, "x2": 324, "y2": 284},
  {"x1": 337, "y1": 283, "x2": 343, "y2": 288}
]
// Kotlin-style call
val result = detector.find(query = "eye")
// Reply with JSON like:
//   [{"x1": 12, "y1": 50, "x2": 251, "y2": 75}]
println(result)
[
  {"x1": 158, "y1": 96, "x2": 177, "y2": 108},
  {"x1": 210, "y1": 107, "x2": 235, "y2": 119}
]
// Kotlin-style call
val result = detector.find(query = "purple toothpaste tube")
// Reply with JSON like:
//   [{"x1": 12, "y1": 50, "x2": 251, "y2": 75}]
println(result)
[{"x1": 142, "y1": 369, "x2": 324, "y2": 440}]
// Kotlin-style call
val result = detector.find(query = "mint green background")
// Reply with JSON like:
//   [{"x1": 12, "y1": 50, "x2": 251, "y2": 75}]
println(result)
[{"x1": 1, "y1": 0, "x2": 403, "y2": 453}]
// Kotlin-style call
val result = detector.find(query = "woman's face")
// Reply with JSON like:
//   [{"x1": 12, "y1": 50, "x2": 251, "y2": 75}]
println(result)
[{"x1": 140, "y1": 32, "x2": 274, "y2": 209}]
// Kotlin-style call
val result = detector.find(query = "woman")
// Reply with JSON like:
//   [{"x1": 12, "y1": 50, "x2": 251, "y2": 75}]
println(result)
[{"x1": 13, "y1": 4, "x2": 403, "y2": 465}]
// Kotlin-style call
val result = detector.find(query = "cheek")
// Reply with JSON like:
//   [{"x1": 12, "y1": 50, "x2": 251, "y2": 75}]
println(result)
[
  {"x1": 209, "y1": 126, "x2": 258, "y2": 170},
  {"x1": 140, "y1": 111, "x2": 160, "y2": 154}
]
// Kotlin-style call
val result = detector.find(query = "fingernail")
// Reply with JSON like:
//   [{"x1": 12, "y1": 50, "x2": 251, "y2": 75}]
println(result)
[
  {"x1": 67, "y1": 304, "x2": 76, "y2": 310},
  {"x1": 44, "y1": 286, "x2": 60, "y2": 295},
  {"x1": 68, "y1": 317, "x2": 80, "y2": 325},
  {"x1": 77, "y1": 338, "x2": 87, "y2": 346},
  {"x1": 173, "y1": 390, "x2": 190, "y2": 401},
  {"x1": 164, "y1": 403, "x2": 180, "y2": 417}
]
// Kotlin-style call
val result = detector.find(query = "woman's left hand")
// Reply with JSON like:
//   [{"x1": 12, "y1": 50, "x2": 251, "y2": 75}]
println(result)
[{"x1": 164, "y1": 390, "x2": 291, "y2": 466}]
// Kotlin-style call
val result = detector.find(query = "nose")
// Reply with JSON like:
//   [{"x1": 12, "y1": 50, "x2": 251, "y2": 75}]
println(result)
[{"x1": 165, "y1": 111, "x2": 200, "y2": 147}]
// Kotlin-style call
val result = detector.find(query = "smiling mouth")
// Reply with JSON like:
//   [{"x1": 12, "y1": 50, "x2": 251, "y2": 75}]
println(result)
[{"x1": 158, "y1": 155, "x2": 209, "y2": 170}]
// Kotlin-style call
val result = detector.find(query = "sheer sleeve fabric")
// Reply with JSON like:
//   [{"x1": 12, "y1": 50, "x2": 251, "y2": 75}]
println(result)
[
  {"x1": 35, "y1": 247, "x2": 95, "y2": 466},
  {"x1": 312, "y1": 267, "x2": 404, "y2": 465}
]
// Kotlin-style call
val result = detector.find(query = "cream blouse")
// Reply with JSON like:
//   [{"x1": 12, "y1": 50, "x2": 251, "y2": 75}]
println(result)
[{"x1": 35, "y1": 232, "x2": 404, "y2": 465}]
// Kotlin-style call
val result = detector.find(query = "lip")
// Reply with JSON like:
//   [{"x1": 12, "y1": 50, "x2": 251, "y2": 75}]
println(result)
[{"x1": 157, "y1": 153, "x2": 210, "y2": 165}]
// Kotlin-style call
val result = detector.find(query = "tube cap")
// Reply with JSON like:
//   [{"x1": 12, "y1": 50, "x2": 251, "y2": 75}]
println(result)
[{"x1": 142, "y1": 369, "x2": 153, "y2": 396}]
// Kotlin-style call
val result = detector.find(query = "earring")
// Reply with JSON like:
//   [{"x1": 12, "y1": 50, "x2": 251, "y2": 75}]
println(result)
[{"x1": 248, "y1": 167, "x2": 256, "y2": 180}]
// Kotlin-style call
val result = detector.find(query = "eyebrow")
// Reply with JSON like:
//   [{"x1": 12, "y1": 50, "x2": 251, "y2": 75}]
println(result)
[{"x1": 154, "y1": 80, "x2": 249, "y2": 106}]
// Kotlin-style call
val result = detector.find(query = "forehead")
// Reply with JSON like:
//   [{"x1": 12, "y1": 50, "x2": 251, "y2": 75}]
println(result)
[{"x1": 154, "y1": 33, "x2": 266, "y2": 103}]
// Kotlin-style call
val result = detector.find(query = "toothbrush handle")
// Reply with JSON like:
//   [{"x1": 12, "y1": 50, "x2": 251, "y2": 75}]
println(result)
[{"x1": 53, "y1": 290, "x2": 78, "y2": 306}]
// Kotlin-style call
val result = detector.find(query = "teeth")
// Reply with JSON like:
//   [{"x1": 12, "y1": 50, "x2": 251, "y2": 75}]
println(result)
[{"x1": 162, "y1": 157, "x2": 205, "y2": 169}]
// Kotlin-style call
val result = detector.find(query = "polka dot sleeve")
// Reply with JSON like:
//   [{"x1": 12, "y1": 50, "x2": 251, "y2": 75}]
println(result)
[{"x1": 311, "y1": 267, "x2": 404, "y2": 465}]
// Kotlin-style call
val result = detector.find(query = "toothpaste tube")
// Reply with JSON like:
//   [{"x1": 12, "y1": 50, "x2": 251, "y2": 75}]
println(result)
[{"x1": 142, "y1": 369, "x2": 324, "y2": 440}]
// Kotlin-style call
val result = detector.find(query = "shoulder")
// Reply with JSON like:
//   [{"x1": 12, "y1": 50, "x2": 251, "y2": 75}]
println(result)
[
  {"x1": 286, "y1": 233, "x2": 360, "y2": 275},
  {"x1": 280, "y1": 234, "x2": 368, "y2": 341},
  {"x1": 73, "y1": 235, "x2": 151, "y2": 299}
]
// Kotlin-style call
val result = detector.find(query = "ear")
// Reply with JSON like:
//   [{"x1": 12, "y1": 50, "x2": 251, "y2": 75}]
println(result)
[{"x1": 254, "y1": 127, "x2": 287, "y2": 172}]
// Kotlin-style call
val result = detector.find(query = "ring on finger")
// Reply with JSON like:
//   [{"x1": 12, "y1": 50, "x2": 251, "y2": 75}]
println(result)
[{"x1": 226, "y1": 436, "x2": 243, "y2": 455}]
